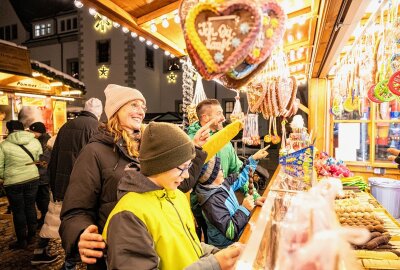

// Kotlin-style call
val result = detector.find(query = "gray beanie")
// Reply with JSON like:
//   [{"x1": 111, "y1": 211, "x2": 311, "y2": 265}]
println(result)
[
  {"x1": 84, "y1": 98, "x2": 103, "y2": 118},
  {"x1": 139, "y1": 122, "x2": 195, "y2": 176},
  {"x1": 104, "y1": 84, "x2": 146, "y2": 119}
]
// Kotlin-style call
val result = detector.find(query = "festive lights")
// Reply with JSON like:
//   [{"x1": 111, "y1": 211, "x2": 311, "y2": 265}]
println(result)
[
  {"x1": 98, "y1": 65, "x2": 110, "y2": 79},
  {"x1": 113, "y1": 22, "x2": 120, "y2": 28},
  {"x1": 88, "y1": 8, "x2": 97, "y2": 16},
  {"x1": 139, "y1": 36, "x2": 145, "y2": 42},
  {"x1": 74, "y1": 0, "x2": 83, "y2": 8},
  {"x1": 150, "y1": 22, "x2": 157, "y2": 32},
  {"x1": 165, "y1": 51, "x2": 171, "y2": 56},
  {"x1": 122, "y1": 27, "x2": 129, "y2": 33},
  {"x1": 162, "y1": 16, "x2": 169, "y2": 28},
  {"x1": 167, "y1": 71, "x2": 177, "y2": 83},
  {"x1": 146, "y1": 40, "x2": 153, "y2": 46},
  {"x1": 94, "y1": 14, "x2": 112, "y2": 33},
  {"x1": 174, "y1": 11, "x2": 180, "y2": 24},
  {"x1": 131, "y1": 32, "x2": 138, "y2": 38},
  {"x1": 153, "y1": 44, "x2": 159, "y2": 49}
]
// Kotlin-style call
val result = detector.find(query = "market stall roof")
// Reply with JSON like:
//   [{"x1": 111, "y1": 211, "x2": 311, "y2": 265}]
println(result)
[
  {"x1": 0, "y1": 40, "x2": 85, "y2": 96},
  {"x1": 78, "y1": 0, "x2": 372, "y2": 81}
]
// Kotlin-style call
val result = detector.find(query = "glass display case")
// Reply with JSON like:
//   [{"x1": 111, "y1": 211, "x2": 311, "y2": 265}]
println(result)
[{"x1": 331, "y1": 96, "x2": 400, "y2": 168}]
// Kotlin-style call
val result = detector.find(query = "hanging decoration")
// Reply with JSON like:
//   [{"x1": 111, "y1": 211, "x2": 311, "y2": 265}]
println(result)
[
  {"x1": 167, "y1": 71, "x2": 178, "y2": 83},
  {"x1": 186, "y1": 71, "x2": 207, "y2": 125},
  {"x1": 94, "y1": 14, "x2": 112, "y2": 33},
  {"x1": 230, "y1": 91, "x2": 244, "y2": 122},
  {"x1": 242, "y1": 113, "x2": 260, "y2": 145},
  {"x1": 179, "y1": 0, "x2": 286, "y2": 89},
  {"x1": 182, "y1": 58, "x2": 196, "y2": 129},
  {"x1": 98, "y1": 65, "x2": 110, "y2": 79}
]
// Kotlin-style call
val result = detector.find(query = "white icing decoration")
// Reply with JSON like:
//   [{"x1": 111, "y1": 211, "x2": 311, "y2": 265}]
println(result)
[
  {"x1": 214, "y1": 52, "x2": 224, "y2": 63},
  {"x1": 240, "y1": 23, "x2": 249, "y2": 34},
  {"x1": 197, "y1": 21, "x2": 235, "y2": 54},
  {"x1": 232, "y1": 38, "x2": 241, "y2": 48}
]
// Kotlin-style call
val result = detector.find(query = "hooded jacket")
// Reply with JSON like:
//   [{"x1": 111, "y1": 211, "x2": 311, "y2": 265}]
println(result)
[
  {"x1": 103, "y1": 170, "x2": 220, "y2": 270},
  {"x1": 0, "y1": 131, "x2": 42, "y2": 186},
  {"x1": 48, "y1": 110, "x2": 99, "y2": 201},
  {"x1": 196, "y1": 157, "x2": 258, "y2": 248},
  {"x1": 60, "y1": 127, "x2": 207, "y2": 268}
]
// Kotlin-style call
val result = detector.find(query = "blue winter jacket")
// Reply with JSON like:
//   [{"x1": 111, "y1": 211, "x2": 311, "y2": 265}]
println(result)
[{"x1": 195, "y1": 157, "x2": 258, "y2": 248}]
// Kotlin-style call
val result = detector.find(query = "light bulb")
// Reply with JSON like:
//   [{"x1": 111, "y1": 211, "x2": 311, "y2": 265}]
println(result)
[
  {"x1": 150, "y1": 22, "x2": 157, "y2": 32},
  {"x1": 139, "y1": 36, "x2": 145, "y2": 42},
  {"x1": 122, "y1": 27, "x2": 129, "y2": 33},
  {"x1": 170, "y1": 54, "x2": 175, "y2": 58},
  {"x1": 131, "y1": 32, "x2": 137, "y2": 38},
  {"x1": 153, "y1": 44, "x2": 159, "y2": 49},
  {"x1": 174, "y1": 14, "x2": 180, "y2": 24},
  {"x1": 162, "y1": 18, "x2": 169, "y2": 28},
  {"x1": 146, "y1": 40, "x2": 153, "y2": 46},
  {"x1": 88, "y1": 8, "x2": 97, "y2": 16},
  {"x1": 296, "y1": 32, "x2": 302, "y2": 40},
  {"x1": 113, "y1": 22, "x2": 120, "y2": 28},
  {"x1": 287, "y1": 34, "x2": 294, "y2": 43},
  {"x1": 74, "y1": 0, "x2": 83, "y2": 8},
  {"x1": 165, "y1": 51, "x2": 170, "y2": 56}
]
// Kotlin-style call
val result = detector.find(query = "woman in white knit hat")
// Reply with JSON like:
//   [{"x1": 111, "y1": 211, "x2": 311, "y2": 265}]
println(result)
[{"x1": 59, "y1": 84, "x2": 210, "y2": 270}]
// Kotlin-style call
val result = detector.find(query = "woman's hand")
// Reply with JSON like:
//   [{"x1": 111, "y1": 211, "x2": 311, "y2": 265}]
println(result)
[{"x1": 78, "y1": 225, "x2": 106, "y2": 264}]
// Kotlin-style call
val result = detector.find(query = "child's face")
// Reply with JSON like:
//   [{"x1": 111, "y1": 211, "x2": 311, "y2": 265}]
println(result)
[
  {"x1": 212, "y1": 169, "x2": 224, "y2": 186},
  {"x1": 156, "y1": 160, "x2": 191, "y2": 190}
]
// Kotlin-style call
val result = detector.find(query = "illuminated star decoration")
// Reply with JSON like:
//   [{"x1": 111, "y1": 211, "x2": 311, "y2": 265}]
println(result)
[
  {"x1": 167, "y1": 71, "x2": 177, "y2": 83},
  {"x1": 94, "y1": 14, "x2": 112, "y2": 33},
  {"x1": 98, "y1": 65, "x2": 110, "y2": 79}
]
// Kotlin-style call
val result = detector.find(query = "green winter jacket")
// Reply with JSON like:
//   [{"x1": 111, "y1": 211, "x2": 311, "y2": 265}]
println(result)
[
  {"x1": 187, "y1": 122, "x2": 243, "y2": 177},
  {"x1": 0, "y1": 131, "x2": 42, "y2": 186}
]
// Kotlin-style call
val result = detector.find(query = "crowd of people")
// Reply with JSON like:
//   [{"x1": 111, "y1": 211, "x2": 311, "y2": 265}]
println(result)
[{"x1": 0, "y1": 84, "x2": 270, "y2": 270}]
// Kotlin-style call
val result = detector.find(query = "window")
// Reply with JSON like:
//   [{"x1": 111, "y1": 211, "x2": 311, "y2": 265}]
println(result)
[
  {"x1": 58, "y1": 16, "x2": 78, "y2": 33},
  {"x1": 33, "y1": 21, "x2": 53, "y2": 38},
  {"x1": 96, "y1": 40, "x2": 111, "y2": 64},
  {"x1": 164, "y1": 57, "x2": 181, "y2": 73},
  {"x1": 67, "y1": 58, "x2": 79, "y2": 79},
  {"x1": 11, "y1": 24, "x2": 17, "y2": 39},
  {"x1": 145, "y1": 47, "x2": 154, "y2": 70},
  {"x1": 224, "y1": 99, "x2": 235, "y2": 120}
]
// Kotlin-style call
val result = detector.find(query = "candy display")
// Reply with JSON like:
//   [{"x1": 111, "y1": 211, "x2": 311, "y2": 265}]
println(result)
[{"x1": 314, "y1": 152, "x2": 352, "y2": 178}]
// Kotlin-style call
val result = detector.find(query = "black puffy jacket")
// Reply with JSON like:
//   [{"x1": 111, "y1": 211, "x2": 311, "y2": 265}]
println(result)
[{"x1": 48, "y1": 111, "x2": 99, "y2": 201}]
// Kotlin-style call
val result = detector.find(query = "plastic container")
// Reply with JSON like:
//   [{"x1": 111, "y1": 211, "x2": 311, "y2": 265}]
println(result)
[{"x1": 369, "y1": 177, "x2": 400, "y2": 218}]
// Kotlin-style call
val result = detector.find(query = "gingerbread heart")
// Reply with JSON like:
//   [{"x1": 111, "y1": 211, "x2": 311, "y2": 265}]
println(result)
[
  {"x1": 184, "y1": 1, "x2": 262, "y2": 76},
  {"x1": 246, "y1": 2, "x2": 286, "y2": 65},
  {"x1": 218, "y1": 55, "x2": 269, "y2": 89}
]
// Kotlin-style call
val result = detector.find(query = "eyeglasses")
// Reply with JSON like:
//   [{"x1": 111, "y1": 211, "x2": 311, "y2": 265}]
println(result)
[
  {"x1": 131, "y1": 102, "x2": 147, "y2": 112},
  {"x1": 176, "y1": 161, "x2": 193, "y2": 176}
]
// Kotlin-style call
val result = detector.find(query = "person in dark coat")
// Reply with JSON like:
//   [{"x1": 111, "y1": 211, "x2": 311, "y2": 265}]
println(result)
[
  {"x1": 28, "y1": 121, "x2": 51, "y2": 226},
  {"x1": 60, "y1": 84, "x2": 210, "y2": 270},
  {"x1": 48, "y1": 97, "x2": 102, "y2": 269},
  {"x1": 48, "y1": 98, "x2": 103, "y2": 202}
]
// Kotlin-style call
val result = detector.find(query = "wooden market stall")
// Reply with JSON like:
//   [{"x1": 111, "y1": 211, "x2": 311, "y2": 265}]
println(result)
[
  {"x1": 0, "y1": 40, "x2": 86, "y2": 135},
  {"x1": 72, "y1": 0, "x2": 400, "y2": 268}
]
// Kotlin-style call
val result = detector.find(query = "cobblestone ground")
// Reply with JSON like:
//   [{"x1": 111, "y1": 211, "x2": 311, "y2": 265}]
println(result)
[{"x1": 0, "y1": 196, "x2": 86, "y2": 270}]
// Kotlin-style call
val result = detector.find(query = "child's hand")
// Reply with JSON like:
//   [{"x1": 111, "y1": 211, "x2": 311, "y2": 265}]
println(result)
[
  {"x1": 252, "y1": 145, "x2": 270, "y2": 160},
  {"x1": 255, "y1": 196, "x2": 266, "y2": 206},
  {"x1": 214, "y1": 243, "x2": 243, "y2": 270},
  {"x1": 242, "y1": 195, "x2": 255, "y2": 211}
]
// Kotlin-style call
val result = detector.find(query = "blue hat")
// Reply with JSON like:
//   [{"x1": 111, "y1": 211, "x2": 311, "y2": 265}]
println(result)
[{"x1": 198, "y1": 157, "x2": 221, "y2": 185}]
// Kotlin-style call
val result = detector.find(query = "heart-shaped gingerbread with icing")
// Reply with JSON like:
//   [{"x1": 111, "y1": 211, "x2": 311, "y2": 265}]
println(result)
[
  {"x1": 246, "y1": 2, "x2": 286, "y2": 65},
  {"x1": 184, "y1": 1, "x2": 261, "y2": 76}
]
